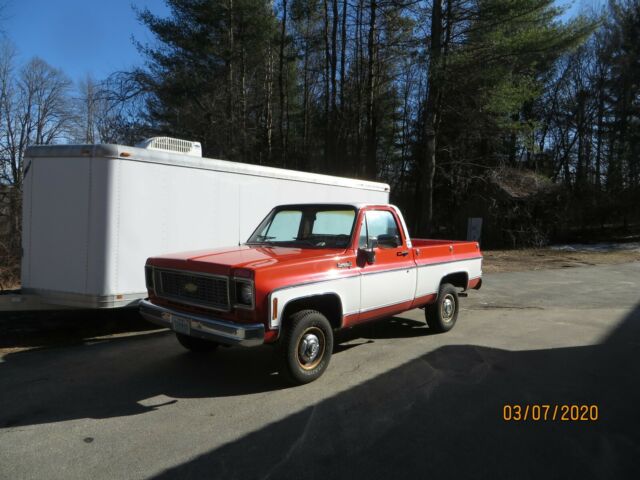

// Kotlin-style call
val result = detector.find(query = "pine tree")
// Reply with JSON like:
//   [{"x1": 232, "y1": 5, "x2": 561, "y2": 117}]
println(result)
[
  {"x1": 415, "y1": 0, "x2": 594, "y2": 235},
  {"x1": 136, "y1": 0, "x2": 278, "y2": 162}
]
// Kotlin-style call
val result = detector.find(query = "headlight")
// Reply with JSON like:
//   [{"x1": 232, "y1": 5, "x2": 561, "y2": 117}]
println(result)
[
  {"x1": 235, "y1": 280, "x2": 254, "y2": 308},
  {"x1": 238, "y1": 283, "x2": 253, "y2": 304}
]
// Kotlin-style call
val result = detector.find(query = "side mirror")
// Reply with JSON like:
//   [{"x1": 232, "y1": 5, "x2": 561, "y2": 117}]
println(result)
[
  {"x1": 377, "y1": 234, "x2": 401, "y2": 248},
  {"x1": 357, "y1": 247, "x2": 376, "y2": 265}
]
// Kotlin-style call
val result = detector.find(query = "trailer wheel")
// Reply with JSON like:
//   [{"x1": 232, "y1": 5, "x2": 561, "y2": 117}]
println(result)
[
  {"x1": 425, "y1": 283, "x2": 459, "y2": 333},
  {"x1": 175, "y1": 333, "x2": 219, "y2": 353},
  {"x1": 280, "y1": 309, "x2": 333, "y2": 385}
]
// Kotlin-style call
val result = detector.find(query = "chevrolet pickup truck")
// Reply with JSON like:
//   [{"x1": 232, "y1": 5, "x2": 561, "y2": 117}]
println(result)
[{"x1": 140, "y1": 203, "x2": 482, "y2": 384}]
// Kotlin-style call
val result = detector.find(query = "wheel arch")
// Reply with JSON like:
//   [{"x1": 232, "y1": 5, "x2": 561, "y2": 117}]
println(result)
[
  {"x1": 440, "y1": 271, "x2": 469, "y2": 292},
  {"x1": 280, "y1": 293, "x2": 344, "y2": 331}
]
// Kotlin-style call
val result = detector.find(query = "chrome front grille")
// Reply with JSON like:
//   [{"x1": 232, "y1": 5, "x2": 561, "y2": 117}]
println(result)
[{"x1": 153, "y1": 269, "x2": 230, "y2": 311}]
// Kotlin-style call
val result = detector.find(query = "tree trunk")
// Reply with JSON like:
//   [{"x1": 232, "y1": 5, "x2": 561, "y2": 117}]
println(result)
[
  {"x1": 595, "y1": 94, "x2": 603, "y2": 189},
  {"x1": 575, "y1": 90, "x2": 587, "y2": 186},
  {"x1": 323, "y1": 0, "x2": 331, "y2": 171},
  {"x1": 264, "y1": 43, "x2": 273, "y2": 165},
  {"x1": 417, "y1": 0, "x2": 443, "y2": 236},
  {"x1": 330, "y1": 0, "x2": 339, "y2": 172},
  {"x1": 278, "y1": 0, "x2": 287, "y2": 167},
  {"x1": 331, "y1": 0, "x2": 338, "y2": 114},
  {"x1": 241, "y1": 46, "x2": 247, "y2": 162},
  {"x1": 355, "y1": 0, "x2": 364, "y2": 175},
  {"x1": 302, "y1": 13, "x2": 310, "y2": 169},
  {"x1": 365, "y1": 0, "x2": 377, "y2": 179},
  {"x1": 226, "y1": 0, "x2": 235, "y2": 156},
  {"x1": 340, "y1": 0, "x2": 347, "y2": 109}
]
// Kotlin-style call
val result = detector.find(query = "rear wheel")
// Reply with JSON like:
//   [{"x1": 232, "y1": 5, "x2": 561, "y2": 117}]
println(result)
[
  {"x1": 281, "y1": 309, "x2": 334, "y2": 385},
  {"x1": 425, "y1": 283, "x2": 459, "y2": 333},
  {"x1": 175, "y1": 333, "x2": 219, "y2": 353}
]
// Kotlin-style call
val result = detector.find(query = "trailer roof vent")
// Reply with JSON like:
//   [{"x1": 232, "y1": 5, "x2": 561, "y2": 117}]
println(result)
[{"x1": 136, "y1": 137, "x2": 202, "y2": 157}]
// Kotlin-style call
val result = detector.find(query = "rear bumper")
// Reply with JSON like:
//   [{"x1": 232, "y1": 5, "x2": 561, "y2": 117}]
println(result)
[
  {"x1": 139, "y1": 299, "x2": 265, "y2": 347},
  {"x1": 468, "y1": 277, "x2": 482, "y2": 290}
]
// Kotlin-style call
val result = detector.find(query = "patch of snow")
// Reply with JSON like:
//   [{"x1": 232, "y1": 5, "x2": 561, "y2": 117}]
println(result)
[{"x1": 137, "y1": 394, "x2": 176, "y2": 408}]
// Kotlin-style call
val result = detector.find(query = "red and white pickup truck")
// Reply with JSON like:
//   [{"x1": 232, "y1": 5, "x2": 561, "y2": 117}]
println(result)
[{"x1": 140, "y1": 203, "x2": 482, "y2": 383}]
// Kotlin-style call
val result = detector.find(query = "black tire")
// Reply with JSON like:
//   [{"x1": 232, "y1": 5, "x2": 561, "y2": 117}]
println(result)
[
  {"x1": 425, "y1": 283, "x2": 459, "y2": 333},
  {"x1": 175, "y1": 333, "x2": 219, "y2": 353},
  {"x1": 280, "y1": 309, "x2": 334, "y2": 385}
]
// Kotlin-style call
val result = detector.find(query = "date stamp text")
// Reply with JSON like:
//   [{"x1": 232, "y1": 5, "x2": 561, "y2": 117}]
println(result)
[{"x1": 502, "y1": 404, "x2": 598, "y2": 422}]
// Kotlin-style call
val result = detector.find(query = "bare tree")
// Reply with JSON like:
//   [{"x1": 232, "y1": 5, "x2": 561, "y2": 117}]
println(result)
[
  {"x1": 73, "y1": 74, "x2": 100, "y2": 143},
  {"x1": 0, "y1": 54, "x2": 72, "y2": 187},
  {"x1": 74, "y1": 71, "x2": 152, "y2": 146},
  {"x1": 0, "y1": 46, "x2": 73, "y2": 254}
]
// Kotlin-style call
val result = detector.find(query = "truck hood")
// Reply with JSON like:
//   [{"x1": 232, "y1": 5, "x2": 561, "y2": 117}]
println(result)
[{"x1": 148, "y1": 245, "x2": 347, "y2": 275}]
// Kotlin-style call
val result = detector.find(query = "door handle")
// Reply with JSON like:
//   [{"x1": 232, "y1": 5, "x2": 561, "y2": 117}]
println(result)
[{"x1": 397, "y1": 251, "x2": 409, "y2": 257}]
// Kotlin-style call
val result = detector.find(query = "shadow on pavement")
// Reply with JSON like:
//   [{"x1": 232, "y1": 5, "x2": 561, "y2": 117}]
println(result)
[
  {"x1": 0, "y1": 308, "x2": 158, "y2": 350},
  {"x1": 339, "y1": 315, "x2": 439, "y2": 340},
  {"x1": 0, "y1": 314, "x2": 432, "y2": 428},
  {"x1": 0, "y1": 331, "x2": 282, "y2": 427},
  {"x1": 149, "y1": 304, "x2": 640, "y2": 480},
  {"x1": 2, "y1": 305, "x2": 639, "y2": 479}
]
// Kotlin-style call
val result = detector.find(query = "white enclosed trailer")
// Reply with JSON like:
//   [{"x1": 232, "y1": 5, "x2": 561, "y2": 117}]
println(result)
[{"x1": 14, "y1": 140, "x2": 389, "y2": 310}]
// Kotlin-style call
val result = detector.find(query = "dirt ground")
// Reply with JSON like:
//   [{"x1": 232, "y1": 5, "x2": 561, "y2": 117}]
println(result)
[{"x1": 482, "y1": 247, "x2": 640, "y2": 273}]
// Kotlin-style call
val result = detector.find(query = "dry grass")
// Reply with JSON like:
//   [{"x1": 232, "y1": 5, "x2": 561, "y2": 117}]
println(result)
[
  {"x1": 0, "y1": 279, "x2": 20, "y2": 291},
  {"x1": 483, "y1": 247, "x2": 640, "y2": 273},
  {"x1": 0, "y1": 254, "x2": 20, "y2": 291}
]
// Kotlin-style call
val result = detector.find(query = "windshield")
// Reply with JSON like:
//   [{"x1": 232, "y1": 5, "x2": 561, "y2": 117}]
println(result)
[{"x1": 247, "y1": 206, "x2": 357, "y2": 249}]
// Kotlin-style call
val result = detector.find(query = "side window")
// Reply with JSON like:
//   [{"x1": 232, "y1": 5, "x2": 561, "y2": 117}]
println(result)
[{"x1": 365, "y1": 210, "x2": 401, "y2": 247}]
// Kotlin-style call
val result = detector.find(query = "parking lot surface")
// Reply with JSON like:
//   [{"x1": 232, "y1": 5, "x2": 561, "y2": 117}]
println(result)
[{"x1": 1, "y1": 262, "x2": 639, "y2": 479}]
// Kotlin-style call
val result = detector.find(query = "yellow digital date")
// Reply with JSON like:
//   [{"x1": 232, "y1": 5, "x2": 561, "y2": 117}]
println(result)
[{"x1": 502, "y1": 404, "x2": 599, "y2": 422}]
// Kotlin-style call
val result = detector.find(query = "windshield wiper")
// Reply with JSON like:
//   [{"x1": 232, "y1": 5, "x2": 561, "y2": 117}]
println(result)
[{"x1": 246, "y1": 235, "x2": 277, "y2": 245}]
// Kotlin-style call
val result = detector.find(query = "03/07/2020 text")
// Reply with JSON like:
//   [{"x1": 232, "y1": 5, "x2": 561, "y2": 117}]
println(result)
[{"x1": 503, "y1": 404, "x2": 598, "y2": 422}]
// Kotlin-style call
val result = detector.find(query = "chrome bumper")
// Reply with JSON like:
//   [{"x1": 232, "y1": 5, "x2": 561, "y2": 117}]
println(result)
[{"x1": 139, "y1": 299, "x2": 264, "y2": 347}]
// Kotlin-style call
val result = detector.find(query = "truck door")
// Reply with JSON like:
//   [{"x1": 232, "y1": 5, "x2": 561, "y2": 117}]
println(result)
[{"x1": 358, "y1": 208, "x2": 417, "y2": 317}]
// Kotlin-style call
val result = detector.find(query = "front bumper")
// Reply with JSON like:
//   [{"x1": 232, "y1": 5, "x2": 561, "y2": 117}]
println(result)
[{"x1": 139, "y1": 299, "x2": 265, "y2": 347}]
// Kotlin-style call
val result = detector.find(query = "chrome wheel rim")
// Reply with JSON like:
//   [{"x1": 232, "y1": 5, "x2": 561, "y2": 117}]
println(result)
[
  {"x1": 297, "y1": 327, "x2": 325, "y2": 370},
  {"x1": 441, "y1": 294, "x2": 456, "y2": 323}
]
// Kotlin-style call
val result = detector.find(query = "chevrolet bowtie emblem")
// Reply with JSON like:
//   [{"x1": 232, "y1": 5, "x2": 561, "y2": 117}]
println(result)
[{"x1": 183, "y1": 282, "x2": 198, "y2": 293}]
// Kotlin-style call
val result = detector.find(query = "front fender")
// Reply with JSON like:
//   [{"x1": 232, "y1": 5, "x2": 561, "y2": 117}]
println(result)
[{"x1": 267, "y1": 276, "x2": 360, "y2": 330}]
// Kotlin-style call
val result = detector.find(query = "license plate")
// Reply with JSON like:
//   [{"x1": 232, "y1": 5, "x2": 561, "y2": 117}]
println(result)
[{"x1": 171, "y1": 316, "x2": 191, "y2": 335}]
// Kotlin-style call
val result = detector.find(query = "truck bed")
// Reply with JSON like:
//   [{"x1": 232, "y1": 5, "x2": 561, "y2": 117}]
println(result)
[{"x1": 412, "y1": 238, "x2": 481, "y2": 258}]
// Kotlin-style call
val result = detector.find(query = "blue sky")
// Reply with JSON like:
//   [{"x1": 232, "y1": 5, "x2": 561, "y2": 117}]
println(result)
[
  {"x1": 2, "y1": 0, "x2": 600, "y2": 85},
  {"x1": 2, "y1": 0, "x2": 169, "y2": 80}
]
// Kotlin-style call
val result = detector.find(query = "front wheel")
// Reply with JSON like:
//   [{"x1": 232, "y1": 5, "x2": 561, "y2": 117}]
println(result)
[
  {"x1": 425, "y1": 283, "x2": 459, "y2": 333},
  {"x1": 280, "y1": 309, "x2": 334, "y2": 385}
]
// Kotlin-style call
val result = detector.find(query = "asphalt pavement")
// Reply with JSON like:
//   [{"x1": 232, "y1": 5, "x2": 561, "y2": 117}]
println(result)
[{"x1": 1, "y1": 262, "x2": 639, "y2": 479}]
